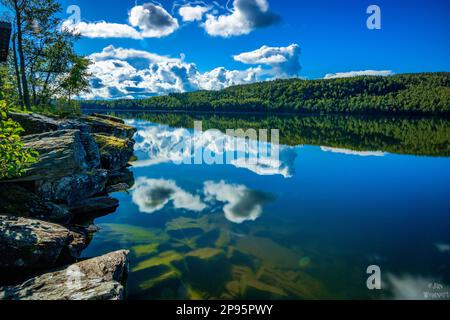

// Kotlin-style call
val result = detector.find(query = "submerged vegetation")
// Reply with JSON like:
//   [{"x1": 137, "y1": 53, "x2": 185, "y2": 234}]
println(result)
[
  {"x1": 82, "y1": 72, "x2": 450, "y2": 116},
  {"x1": 94, "y1": 211, "x2": 336, "y2": 300}
]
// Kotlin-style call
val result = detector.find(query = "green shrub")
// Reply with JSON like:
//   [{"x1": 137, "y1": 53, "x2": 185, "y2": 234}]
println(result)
[{"x1": 0, "y1": 99, "x2": 38, "y2": 179}]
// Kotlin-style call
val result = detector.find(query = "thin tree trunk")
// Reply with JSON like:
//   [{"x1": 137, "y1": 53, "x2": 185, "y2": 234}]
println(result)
[
  {"x1": 12, "y1": 32, "x2": 24, "y2": 109},
  {"x1": 13, "y1": 0, "x2": 30, "y2": 110}
]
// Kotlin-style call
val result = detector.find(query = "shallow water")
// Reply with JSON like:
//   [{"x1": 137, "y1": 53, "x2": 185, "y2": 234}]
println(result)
[{"x1": 82, "y1": 113, "x2": 450, "y2": 300}]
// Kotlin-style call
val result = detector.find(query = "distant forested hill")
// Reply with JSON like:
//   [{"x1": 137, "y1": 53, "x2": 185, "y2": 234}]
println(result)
[{"x1": 81, "y1": 72, "x2": 450, "y2": 116}]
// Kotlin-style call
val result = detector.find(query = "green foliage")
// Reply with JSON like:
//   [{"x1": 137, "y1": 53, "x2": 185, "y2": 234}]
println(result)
[
  {"x1": 82, "y1": 72, "x2": 450, "y2": 116},
  {"x1": 0, "y1": 99, "x2": 37, "y2": 179},
  {"x1": 61, "y1": 56, "x2": 91, "y2": 103},
  {"x1": 30, "y1": 99, "x2": 82, "y2": 118},
  {"x1": 2, "y1": 0, "x2": 91, "y2": 115}
]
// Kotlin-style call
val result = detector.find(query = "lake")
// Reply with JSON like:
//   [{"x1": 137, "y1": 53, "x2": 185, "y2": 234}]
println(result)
[{"x1": 81, "y1": 112, "x2": 450, "y2": 300}]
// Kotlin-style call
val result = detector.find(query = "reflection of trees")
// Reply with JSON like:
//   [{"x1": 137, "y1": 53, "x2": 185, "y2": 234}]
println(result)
[{"x1": 122, "y1": 113, "x2": 450, "y2": 157}]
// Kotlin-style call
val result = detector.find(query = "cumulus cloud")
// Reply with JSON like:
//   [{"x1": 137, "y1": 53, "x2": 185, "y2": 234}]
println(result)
[
  {"x1": 132, "y1": 177, "x2": 206, "y2": 213},
  {"x1": 84, "y1": 43, "x2": 302, "y2": 99},
  {"x1": 129, "y1": 3, "x2": 179, "y2": 38},
  {"x1": 320, "y1": 147, "x2": 386, "y2": 157},
  {"x1": 89, "y1": 45, "x2": 180, "y2": 64},
  {"x1": 324, "y1": 70, "x2": 394, "y2": 79},
  {"x1": 204, "y1": 180, "x2": 273, "y2": 223},
  {"x1": 84, "y1": 45, "x2": 273, "y2": 99},
  {"x1": 62, "y1": 20, "x2": 143, "y2": 39},
  {"x1": 179, "y1": 4, "x2": 211, "y2": 22},
  {"x1": 63, "y1": 3, "x2": 178, "y2": 39},
  {"x1": 203, "y1": 0, "x2": 281, "y2": 37},
  {"x1": 234, "y1": 44, "x2": 301, "y2": 77}
]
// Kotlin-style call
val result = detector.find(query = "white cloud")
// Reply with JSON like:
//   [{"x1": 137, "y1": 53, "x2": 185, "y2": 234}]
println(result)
[
  {"x1": 89, "y1": 45, "x2": 180, "y2": 64},
  {"x1": 203, "y1": 0, "x2": 280, "y2": 37},
  {"x1": 129, "y1": 3, "x2": 179, "y2": 38},
  {"x1": 324, "y1": 70, "x2": 394, "y2": 79},
  {"x1": 63, "y1": 3, "x2": 178, "y2": 39},
  {"x1": 132, "y1": 177, "x2": 206, "y2": 213},
  {"x1": 84, "y1": 45, "x2": 270, "y2": 99},
  {"x1": 204, "y1": 180, "x2": 273, "y2": 223},
  {"x1": 62, "y1": 20, "x2": 143, "y2": 39},
  {"x1": 179, "y1": 5, "x2": 210, "y2": 22},
  {"x1": 233, "y1": 44, "x2": 301, "y2": 77},
  {"x1": 197, "y1": 66, "x2": 264, "y2": 90},
  {"x1": 320, "y1": 147, "x2": 386, "y2": 157}
]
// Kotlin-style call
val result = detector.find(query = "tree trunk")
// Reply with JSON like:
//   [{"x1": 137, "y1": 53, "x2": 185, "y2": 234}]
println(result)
[
  {"x1": 12, "y1": 32, "x2": 24, "y2": 109},
  {"x1": 13, "y1": 0, "x2": 30, "y2": 110}
]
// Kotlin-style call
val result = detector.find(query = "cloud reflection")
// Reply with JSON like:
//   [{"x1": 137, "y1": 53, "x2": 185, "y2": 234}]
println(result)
[
  {"x1": 132, "y1": 177, "x2": 206, "y2": 213},
  {"x1": 320, "y1": 146, "x2": 386, "y2": 157},
  {"x1": 386, "y1": 274, "x2": 448, "y2": 300},
  {"x1": 204, "y1": 180, "x2": 274, "y2": 224},
  {"x1": 131, "y1": 121, "x2": 296, "y2": 178}
]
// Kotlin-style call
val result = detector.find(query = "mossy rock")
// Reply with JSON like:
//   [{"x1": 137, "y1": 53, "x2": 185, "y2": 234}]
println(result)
[
  {"x1": 82, "y1": 115, "x2": 136, "y2": 139},
  {"x1": 91, "y1": 113, "x2": 125, "y2": 124},
  {"x1": 94, "y1": 134, "x2": 134, "y2": 170}
]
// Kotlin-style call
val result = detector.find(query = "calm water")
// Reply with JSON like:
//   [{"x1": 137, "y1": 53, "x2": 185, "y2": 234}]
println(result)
[{"x1": 82, "y1": 113, "x2": 450, "y2": 300}]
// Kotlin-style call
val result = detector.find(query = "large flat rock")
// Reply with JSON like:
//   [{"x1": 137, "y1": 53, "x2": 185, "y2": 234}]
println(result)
[
  {"x1": 94, "y1": 134, "x2": 135, "y2": 171},
  {"x1": 15, "y1": 130, "x2": 88, "y2": 181},
  {"x1": 36, "y1": 169, "x2": 109, "y2": 205},
  {"x1": 81, "y1": 115, "x2": 136, "y2": 139},
  {"x1": 10, "y1": 112, "x2": 100, "y2": 169},
  {"x1": 9, "y1": 112, "x2": 61, "y2": 135},
  {"x1": 0, "y1": 216, "x2": 85, "y2": 269},
  {"x1": 0, "y1": 250, "x2": 129, "y2": 300},
  {"x1": 69, "y1": 196, "x2": 119, "y2": 220}
]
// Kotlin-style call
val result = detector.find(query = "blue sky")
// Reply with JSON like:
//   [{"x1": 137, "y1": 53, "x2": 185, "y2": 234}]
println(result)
[{"x1": 4, "y1": 0, "x2": 450, "y2": 98}]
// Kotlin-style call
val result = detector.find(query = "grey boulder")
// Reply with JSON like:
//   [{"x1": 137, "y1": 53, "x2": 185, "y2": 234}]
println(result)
[
  {"x1": 0, "y1": 216, "x2": 86, "y2": 269},
  {"x1": 0, "y1": 250, "x2": 129, "y2": 300}
]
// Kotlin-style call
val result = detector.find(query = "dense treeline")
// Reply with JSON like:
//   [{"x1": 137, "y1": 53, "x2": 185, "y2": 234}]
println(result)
[
  {"x1": 82, "y1": 73, "x2": 450, "y2": 116},
  {"x1": 113, "y1": 112, "x2": 450, "y2": 157}
]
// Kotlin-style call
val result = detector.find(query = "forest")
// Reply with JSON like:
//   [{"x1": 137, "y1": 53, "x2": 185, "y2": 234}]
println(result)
[{"x1": 81, "y1": 72, "x2": 450, "y2": 116}]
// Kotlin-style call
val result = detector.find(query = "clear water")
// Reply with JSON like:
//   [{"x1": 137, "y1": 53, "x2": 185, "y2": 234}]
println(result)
[{"x1": 82, "y1": 113, "x2": 450, "y2": 300}]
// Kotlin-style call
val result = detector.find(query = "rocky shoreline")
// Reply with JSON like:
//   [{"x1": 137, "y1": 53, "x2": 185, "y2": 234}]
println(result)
[{"x1": 0, "y1": 112, "x2": 136, "y2": 300}]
